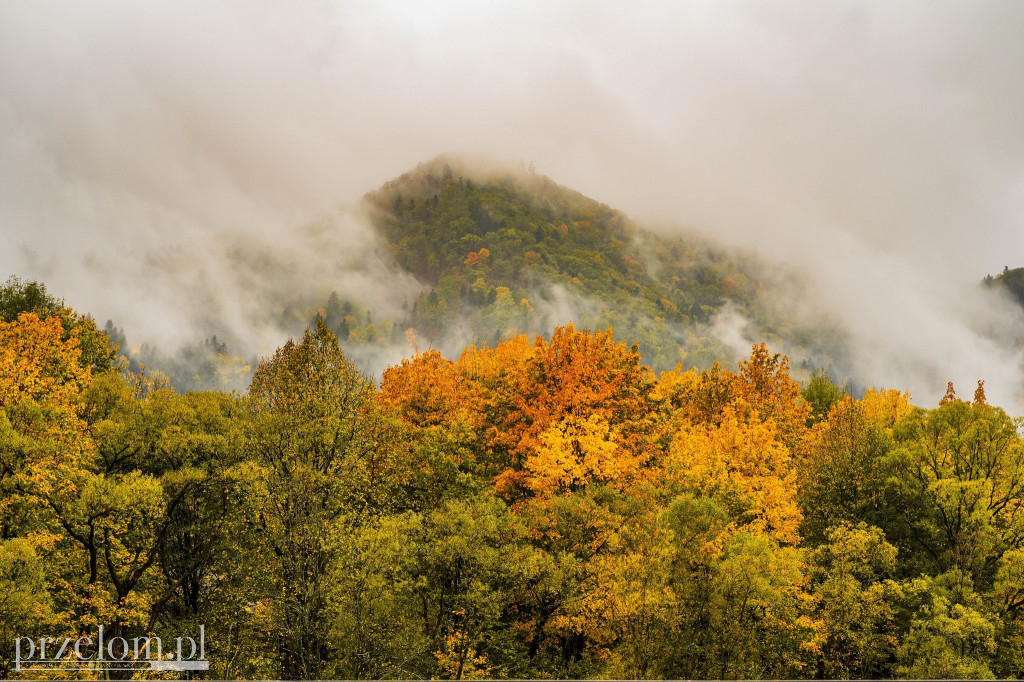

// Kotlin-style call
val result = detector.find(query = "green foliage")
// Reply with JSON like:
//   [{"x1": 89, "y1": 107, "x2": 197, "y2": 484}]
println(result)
[
  {"x1": 885, "y1": 398, "x2": 1024, "y2": 585},
  {"x1": 802, "y1": 367, "x2": 849, "y2": 426},
  {"x1": 355, "y1": 158, "x2": 839, "y2": 373},
  {"x1": 646, "y1": 528, "x2": 812, "y2": 679},
  {"x1": 895, "y1": 572, "x2": 998, "y2": 679},
  {"x1": 0, "y1": 277, "x2": 53, "y2": 322},
  {"x1": 984, "y1": 265, "x2": 1024, "y2": 309},
  {"x1": 0, "y1": 539, "x2": 56, "y2": 675},
  {"x1": 798, "y1": 398, "x2": 894, "y2": 545},
  {"x1": 806, "y1": 523, "x2": 903, "y2": 679},
  {"x1": 246, "y1": 319, "x2": 393, "y2": 678}
]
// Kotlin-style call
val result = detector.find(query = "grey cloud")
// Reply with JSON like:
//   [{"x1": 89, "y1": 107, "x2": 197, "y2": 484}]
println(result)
[{"x1": 2, "y1": 1, "x2": 1023, "y2": 406}]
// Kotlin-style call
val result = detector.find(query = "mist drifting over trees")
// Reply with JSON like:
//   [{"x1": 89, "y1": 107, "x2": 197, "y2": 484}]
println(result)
[{"x1": 4, "y1": 2, "x2": 1024, "y2": 680}]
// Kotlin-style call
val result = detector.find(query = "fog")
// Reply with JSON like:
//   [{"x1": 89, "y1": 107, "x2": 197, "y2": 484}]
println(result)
[{"x1": 2, "y1": 1, "x2": 1024, "y2": 405}]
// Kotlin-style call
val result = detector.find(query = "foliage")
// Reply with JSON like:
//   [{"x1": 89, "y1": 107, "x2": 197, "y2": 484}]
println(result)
[
  {"x1": 349, "y1": 158, "x2": 846, "y2": 374},
  {"x1": 801, "y1": 368, "x2": 848, "y2": 427},
  {"x1": 984, "y1": 265, "x2": 1024, "y2": 310},
  {"x1": 8, "y1": 279, "x2": 1024, "y2": 679},
  {"x1": 1, "y1": 276, "x2": 118, "y2": 373}
]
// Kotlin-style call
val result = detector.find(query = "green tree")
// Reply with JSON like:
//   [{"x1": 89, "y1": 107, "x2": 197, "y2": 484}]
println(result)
[
  {"x1": 801, "y1": 368, "x2": 848, "y2": 427},
  {"x1": 798, "y1": 397, "x2": 893, "y2": 545},
  {"x1": 806, "y1": 523, "x2": 903, "y2": 678},
  {"x1": 895, "y1": 572, "x2": 997, "y2": 679},
  {"x1": 0, "y1": 539, "x2": 56, "y2": 678},
  {"x1": 885, "y1": 396, "x2": 1024, "y2": 586},
  {"x1": 247, "y1": 319, "x2": 391, "y2": 679}
]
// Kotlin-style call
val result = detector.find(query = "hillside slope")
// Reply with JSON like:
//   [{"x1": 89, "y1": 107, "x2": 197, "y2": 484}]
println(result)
[
  {"x1": 319, "y1": 157, "x2": 841, "y2": 375},
  {"x1": 117, "y1": 157, "x2": 848, "y2": 389},
  {"x1": 985, "y1": 266, "x2": 1024, "y2": 309}
]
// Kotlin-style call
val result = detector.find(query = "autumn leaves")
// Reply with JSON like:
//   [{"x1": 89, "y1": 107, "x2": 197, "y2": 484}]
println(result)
[
  {"x1": 7, "y1": 295, "x2": 1024, "y2": 678},
  {"x1": 383, "y1": 330, "x2": 805, "y2": 533}
]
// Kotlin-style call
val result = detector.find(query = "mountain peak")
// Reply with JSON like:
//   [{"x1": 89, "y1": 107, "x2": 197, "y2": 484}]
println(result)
[{"x1": 342, "y1": 156, "x2": 828, "y2": 374}]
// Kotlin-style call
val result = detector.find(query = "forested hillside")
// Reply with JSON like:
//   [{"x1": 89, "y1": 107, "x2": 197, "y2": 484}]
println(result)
[
  {"x1": 356, "y1": 158, "x2": 843, "y2": 373},
  {"x1": 366, "y1": 158, "x2": 756, "y2": 368},
  {"x1": 118, "y1": 158, "x2": 848, "y2": 392},
  {"x1": 985, "y1": 266, "x2": 1024, "y2": 309},
  {"x1": 4, "y1": 276, "x2": 1024, "y2": 679}
]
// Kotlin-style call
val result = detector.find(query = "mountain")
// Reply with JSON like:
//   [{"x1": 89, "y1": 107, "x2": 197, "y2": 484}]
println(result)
[
  {"x1": 116, "y1": 157, "x2": 850, "y2": 390},
  {"x1": 333, "y1": 157, "x2": 845, "y2": 374}
]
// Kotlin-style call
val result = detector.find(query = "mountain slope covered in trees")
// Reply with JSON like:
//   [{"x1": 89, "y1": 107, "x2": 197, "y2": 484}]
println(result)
[
  {"x1": 331, "y1": 157, "x2": 844, "y2": 377},
  {"x1": 110, "y1": 157, "x2": 848, "y2": 392}
]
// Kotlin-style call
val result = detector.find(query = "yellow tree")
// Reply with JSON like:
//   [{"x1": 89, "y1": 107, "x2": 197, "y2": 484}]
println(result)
[
  {"x1": 665, "y1": 404, "x2": 802, "y2": 545},
  {"x1": 378, "y1": 350, "x2": 487, "y2": 505},
  {"x1": 734, "y1": 342, "x2": 809, "y2": 448},
  {"x1": 0, "y1": 311, "x2": 93, "y2": 555},
  {"x1": 0, "y1": 312, "x2": 90, "y2": 667},
  {"x1": 458, "y1": 324, "x2": 655, "y2": 501}
]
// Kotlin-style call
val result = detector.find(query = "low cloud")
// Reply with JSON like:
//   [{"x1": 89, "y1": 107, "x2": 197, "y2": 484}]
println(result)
[{"x1": 2, "y1": 1, "x2": 1024, "y2": 407}]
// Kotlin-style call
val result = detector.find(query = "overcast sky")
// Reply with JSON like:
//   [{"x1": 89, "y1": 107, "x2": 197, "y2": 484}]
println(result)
[{"x1": 2, "y1": 1, "x2": 1024, "y2": 404}]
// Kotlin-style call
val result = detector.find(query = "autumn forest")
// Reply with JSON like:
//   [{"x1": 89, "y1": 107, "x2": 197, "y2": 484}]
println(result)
[
  {"x1": 5, "y1": 0, "x2": 1024, "y2": 678},
  {"x1": 5, "y1": 254, "x2": 1024, "y2": 679}
]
